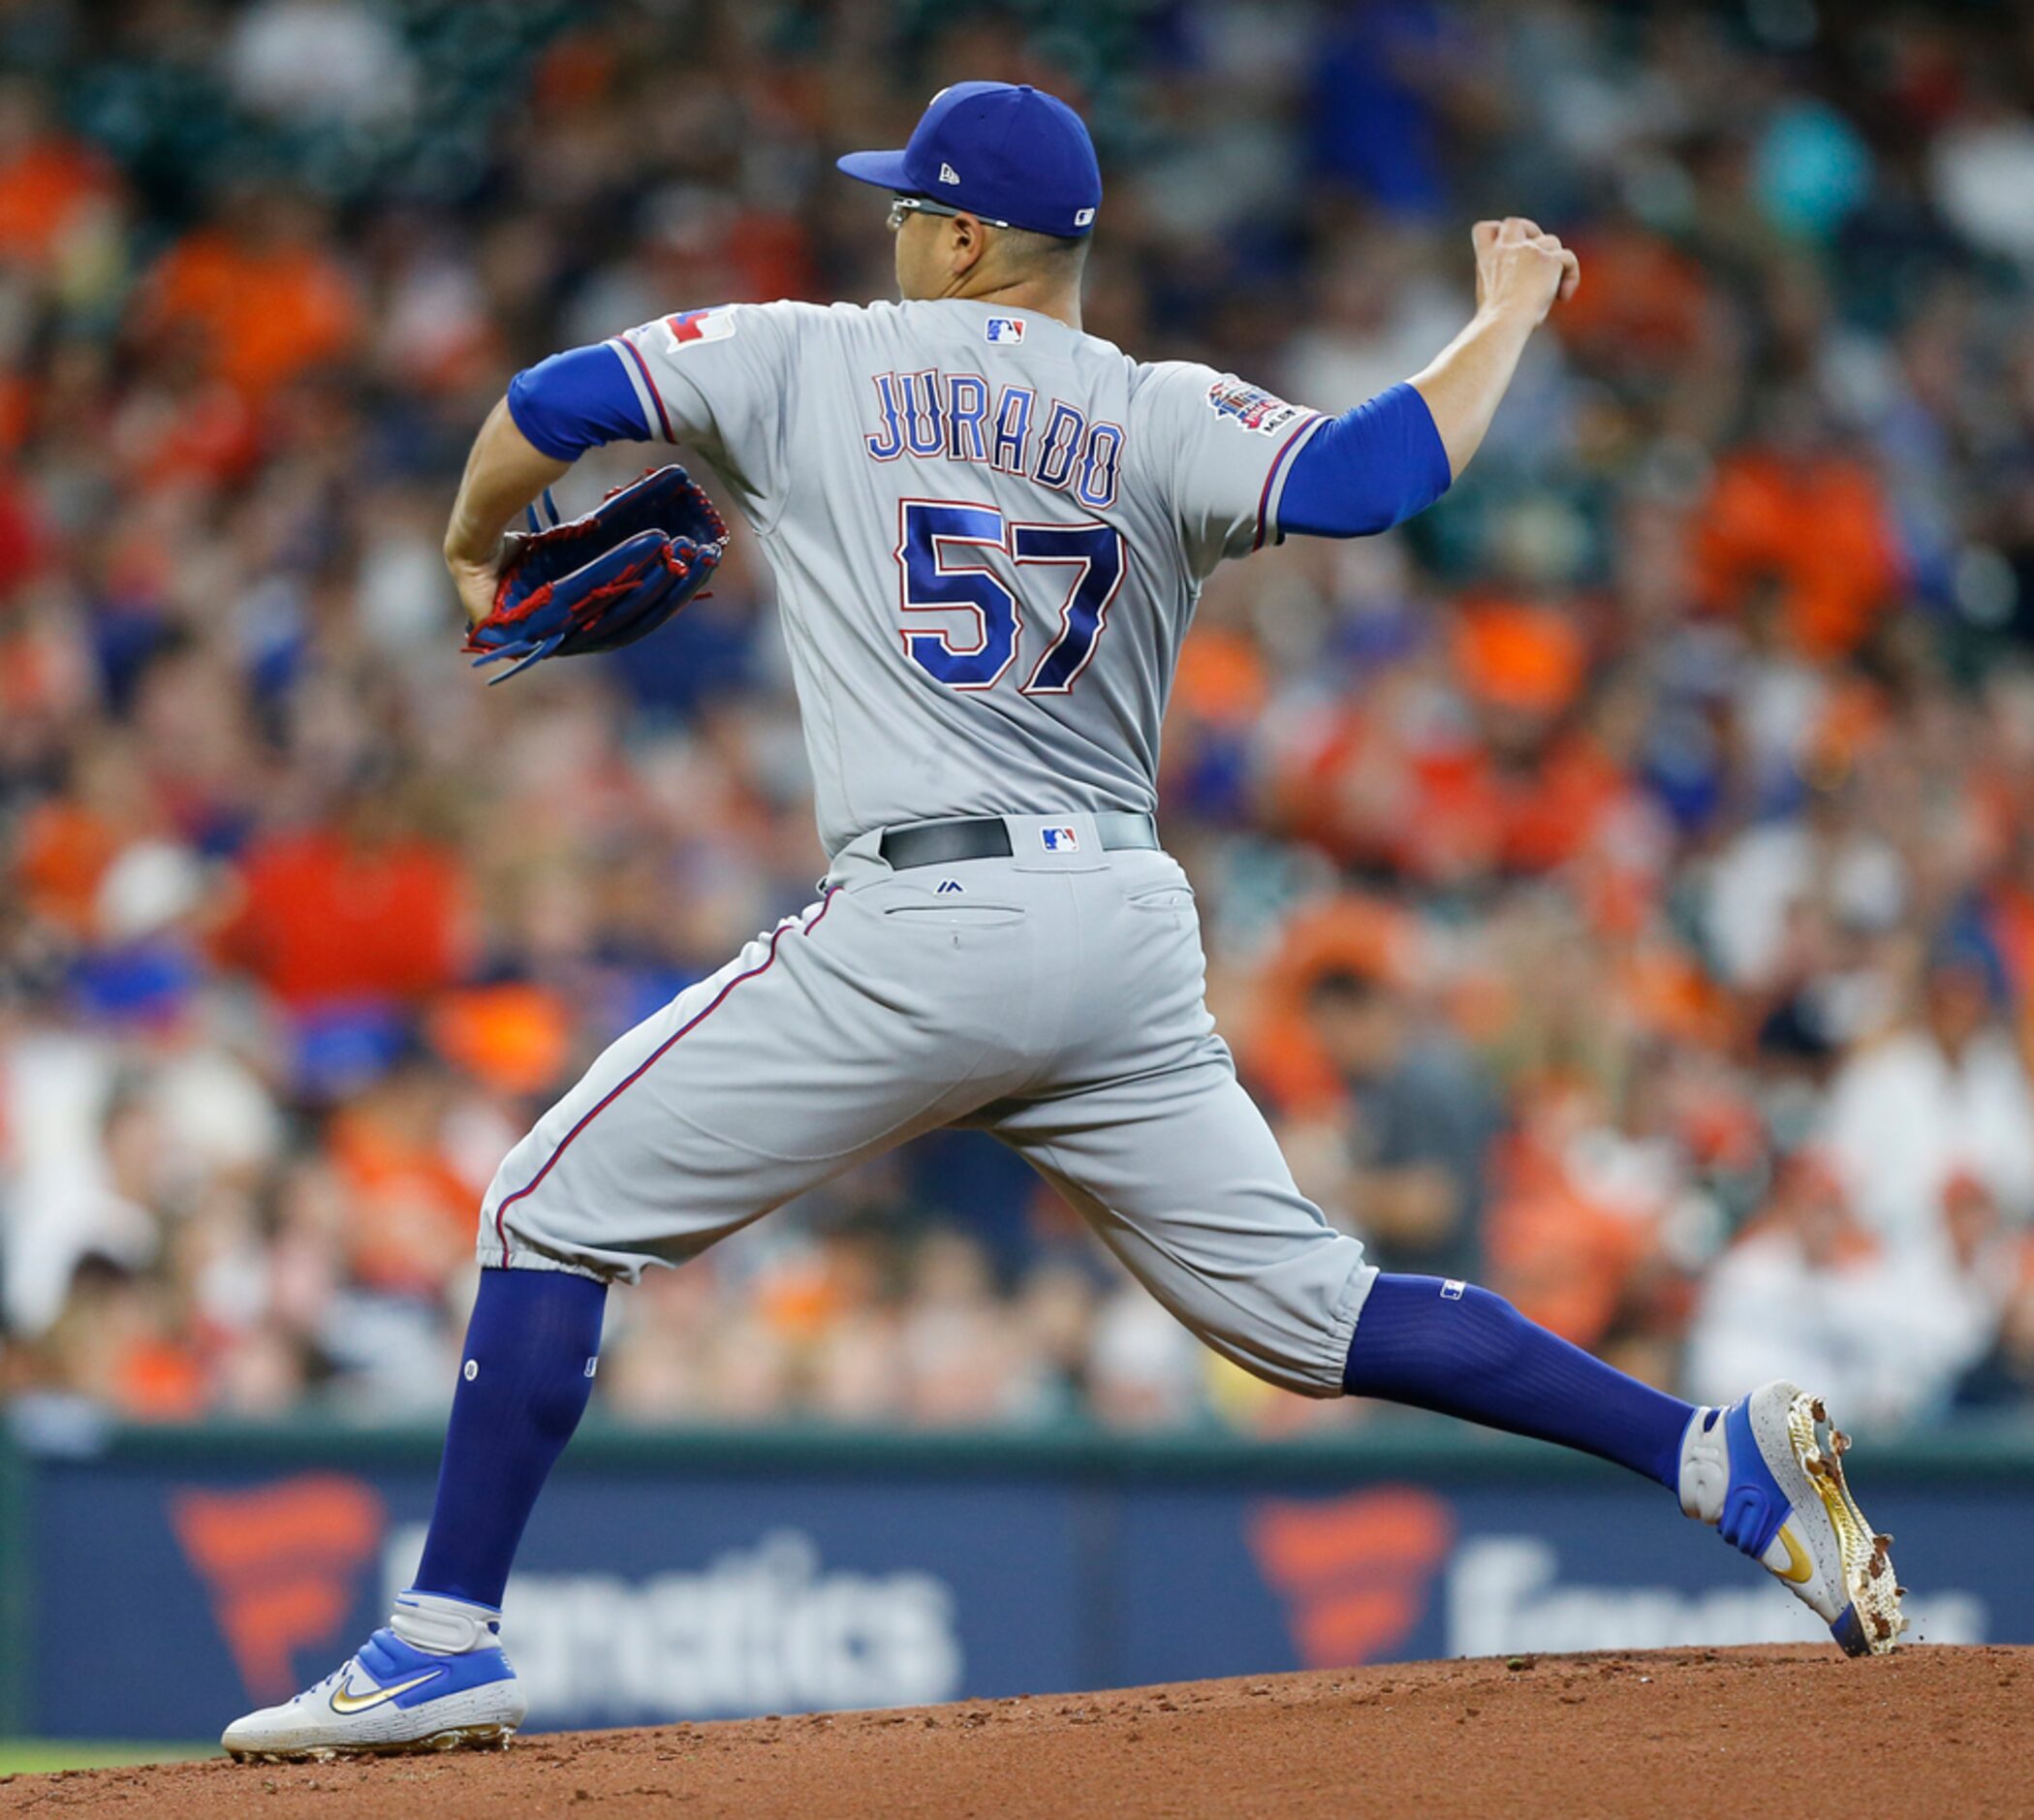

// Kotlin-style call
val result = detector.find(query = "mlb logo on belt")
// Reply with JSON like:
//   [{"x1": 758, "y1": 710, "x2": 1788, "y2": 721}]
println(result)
[
  {"x1": 1041, "y1": 826, "x2": 1079, "y2": 852},
  {"x1": 985, "y1": 316, "x2": 1026, "y2": 344}
]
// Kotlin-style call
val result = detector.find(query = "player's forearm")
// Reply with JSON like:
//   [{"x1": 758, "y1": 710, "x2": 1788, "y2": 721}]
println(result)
[
  {"x1": 443, "y1": 399, "x2": 571, "y2": 570},
  {"x1": 1406, "y1": 301, "x2": 1541, "y2": 481}
]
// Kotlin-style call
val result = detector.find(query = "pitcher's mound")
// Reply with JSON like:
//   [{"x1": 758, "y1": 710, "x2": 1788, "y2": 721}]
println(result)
[{"x1": 5, "y1": 1645, "x2": 2026, "y2": 1818}]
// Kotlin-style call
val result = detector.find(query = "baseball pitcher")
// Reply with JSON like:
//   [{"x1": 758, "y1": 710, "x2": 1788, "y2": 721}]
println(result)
[{"x1": 225, "y1": 81, "x2": 1901, "y2": 1761}]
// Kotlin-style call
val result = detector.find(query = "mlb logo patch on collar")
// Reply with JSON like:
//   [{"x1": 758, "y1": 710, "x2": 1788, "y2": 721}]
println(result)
[
  {"x1": 1040, "y1": 825, "x2": 1079, "y2": 852},
  {"x1": 985, "y1": 316, "x2": 1026, "y2": 344}
]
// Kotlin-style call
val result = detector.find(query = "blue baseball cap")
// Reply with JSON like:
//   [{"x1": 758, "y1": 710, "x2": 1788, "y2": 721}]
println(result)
[{"x1": 837, "y1": 80, "x2": 1101, "y2": 239}]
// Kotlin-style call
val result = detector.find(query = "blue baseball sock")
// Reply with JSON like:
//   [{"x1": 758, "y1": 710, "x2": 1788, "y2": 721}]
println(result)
[
  {"x1": 1342, "y1": 1274, "x2": 1694, "y2": 1491},
  {"x1": 411, "y1": 1266, "x2": 608, "y2": 1612}
]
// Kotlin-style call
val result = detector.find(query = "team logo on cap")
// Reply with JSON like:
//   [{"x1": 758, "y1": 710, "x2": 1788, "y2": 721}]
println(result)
[
  {"x1": 985, "y1": 317, "x2": 1026, "y2": 344},
  {"x1": 939, "y1": 162, "x2": 961, "y2": 184},
  {"x1": 1205, "y1": 376, "x2": 1302, "y2": 437}
]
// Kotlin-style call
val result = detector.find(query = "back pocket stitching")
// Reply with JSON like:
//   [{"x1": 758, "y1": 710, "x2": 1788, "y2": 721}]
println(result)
[{"x1": 883, "y1": 903, "x2": 1028, "y2": 927}]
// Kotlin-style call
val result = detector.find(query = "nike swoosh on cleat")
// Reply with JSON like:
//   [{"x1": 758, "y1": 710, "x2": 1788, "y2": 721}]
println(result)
[
  {"x1": 329, "y1": 1669, "x2": 446, "y2": 1714},
  {"x1": 1774, "y1": 1524, "x2": 1815, "y2": 1585}
]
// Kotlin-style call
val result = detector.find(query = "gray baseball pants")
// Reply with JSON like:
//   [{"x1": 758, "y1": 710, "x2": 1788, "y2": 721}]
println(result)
[{"x1": 480, "y1": 812, "x2": 1374, "y2": 1395}]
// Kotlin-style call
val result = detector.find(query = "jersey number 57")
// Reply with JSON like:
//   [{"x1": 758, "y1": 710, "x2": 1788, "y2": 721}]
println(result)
[{"x1": 894, "y1": 500, "x2": 1125, "y2": 696}]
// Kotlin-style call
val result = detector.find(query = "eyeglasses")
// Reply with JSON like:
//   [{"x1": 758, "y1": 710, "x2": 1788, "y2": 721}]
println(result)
[{"x1": 888, "y1": 193, "x2": 1015, "y2": 233}]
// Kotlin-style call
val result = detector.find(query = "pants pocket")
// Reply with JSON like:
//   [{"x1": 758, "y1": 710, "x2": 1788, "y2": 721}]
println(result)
[{"x1": 883, "y1": 901, "x2": 1028, "y2": 929}]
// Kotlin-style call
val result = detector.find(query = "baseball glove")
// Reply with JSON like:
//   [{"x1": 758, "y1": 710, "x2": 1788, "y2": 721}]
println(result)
[{"x1": 462, "y1": 465, "x2": 729, "y2": 683}]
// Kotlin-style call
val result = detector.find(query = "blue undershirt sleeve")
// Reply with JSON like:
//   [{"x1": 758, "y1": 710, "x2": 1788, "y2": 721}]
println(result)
[
  {"x1": 506, "y1": 343, "x2": 654, "y2": 461},
  {"x1": 1277, "y1": 381, "x2": 1454, "y2": 539}
]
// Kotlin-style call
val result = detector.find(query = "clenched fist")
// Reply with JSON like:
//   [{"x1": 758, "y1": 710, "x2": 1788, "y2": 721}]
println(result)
[{"x1": 1472, "y1": 217, "x2": 1580, "y2": 326}]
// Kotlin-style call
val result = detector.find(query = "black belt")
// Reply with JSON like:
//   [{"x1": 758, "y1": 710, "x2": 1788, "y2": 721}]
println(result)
[{"x1": 881, "y1": 812, "x2": 1159, "y2": 870}]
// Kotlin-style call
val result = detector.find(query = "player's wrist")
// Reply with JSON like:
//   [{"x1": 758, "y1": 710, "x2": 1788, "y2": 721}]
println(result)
[
  {"x1": 444, "y1": 540, "x2": 504, "y2": 628},
  {"x1": 1477, "y1": 292, "x2": 1547, "y2": 331},
  {"x1": 444, "y1": 534, "x2": 503, "y2": 575}
]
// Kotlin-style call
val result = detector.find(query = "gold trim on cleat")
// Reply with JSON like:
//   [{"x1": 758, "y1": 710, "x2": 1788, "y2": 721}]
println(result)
[
  {"x1": 1784, "y1": 1391, "x2": 1904, "y2": 1655},
  {"x1": 227, "y1": 1724, "x2": 516, "y2": 1765}
]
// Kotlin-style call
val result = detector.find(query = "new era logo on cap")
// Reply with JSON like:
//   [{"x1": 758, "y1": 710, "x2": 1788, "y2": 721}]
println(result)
[
  {"x1": 985, "y1": 317, "x2": 1025, "y2": 344},
  {"x1": 1041, "y1": 826, "x2": 1080, "y2": 852},
  {"x1": 939, "y1": 162, "x2": 960, "y2": 184}
]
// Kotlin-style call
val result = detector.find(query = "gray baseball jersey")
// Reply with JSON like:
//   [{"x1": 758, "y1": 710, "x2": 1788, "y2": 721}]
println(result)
[
  {"x1": 483, "y1": 298, "x2": 1376, "y2": 1398},
  {"x1": 603, "y1": 298, "x2": 1326, "y2": 855}
]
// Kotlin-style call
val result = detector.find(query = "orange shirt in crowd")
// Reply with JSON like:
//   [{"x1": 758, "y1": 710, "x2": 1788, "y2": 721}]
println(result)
[
  {"x1": 1486, "y1": 1145, "x2": 1655, "y2": 1350},
  {"x1": 114, "y1": 1337, "x2": 208, "y2": 1420},
  {"x1": 1452, "y1": 598, "x2": 1588, "y2": 720},
  {"x1": 0, "y1": 131, "x2": 116, "y2": 267},
  {"x1": 426, "y1": 984, "x2": 573, "y2": 1098},
  {"x1": 216, "y1": 830, "x2": 467, "y2": 1008},
  {"x1": 139, "y1": 228, "x2": 361, "y2": 399},
  {"x1": 1553, "y1": 227, "x2": 1713, "y2": 368},
  {"x1": 1174, "y1": 625, "x2": 1271, "y2": 726},
  {"x1": 1243, "y1": 894, "x2": 1418, "y2": 1113},
  {"x1": 15, "y1": 799, "x2": 122, "y2": 934},
  {"x1": 1281, "y1": 722, "x2": 1621, "y2": 884},
  {"x1": 328, "y1": 1100, "x2": 478, "y2": 1297},
  {"x1": 1694, "y1": 449, "x2": 1901, "y2": 658},
  {"x1": 1498, "y1": 736, "x2": 1626, "y2": 875}
]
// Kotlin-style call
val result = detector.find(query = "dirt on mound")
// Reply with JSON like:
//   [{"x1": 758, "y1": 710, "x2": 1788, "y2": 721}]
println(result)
[{"x1": 4, "y1": 1645, "x2": 2026, "y2": 1819}]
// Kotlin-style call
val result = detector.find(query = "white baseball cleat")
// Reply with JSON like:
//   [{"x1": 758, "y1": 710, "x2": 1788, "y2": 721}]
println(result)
[
  {"x1": 222, "y1": 1620, "x2": 526, "y2": 1762},
  {"x1": 1679, "y1": 1379, "x2": 1905, "y2": 1657}
]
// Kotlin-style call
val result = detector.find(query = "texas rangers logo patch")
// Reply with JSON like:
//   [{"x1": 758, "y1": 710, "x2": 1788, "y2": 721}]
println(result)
[
  {"x1": 662, "y1": 307, "x2": 736, "y2": 353},
  {"x1": 1205, "y1": 376, "x2": 1301, "y2": 436},
  {"x1": 985, "y1": 316, "x2": 1026, "y2": 344},
  {"x1": 1041, "y1": 826, "x2": 1080, "y2": 852}
]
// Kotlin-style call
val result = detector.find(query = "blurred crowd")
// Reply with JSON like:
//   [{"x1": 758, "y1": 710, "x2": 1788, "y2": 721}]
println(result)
[{"x1": 5, "y1": 0, "x2": 2034, "y2": 1436}]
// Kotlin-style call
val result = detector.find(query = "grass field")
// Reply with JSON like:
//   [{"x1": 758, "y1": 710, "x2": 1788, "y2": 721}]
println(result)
[{"x1": 0, "y1": 1741, "x2": 215, "y2": 1775}]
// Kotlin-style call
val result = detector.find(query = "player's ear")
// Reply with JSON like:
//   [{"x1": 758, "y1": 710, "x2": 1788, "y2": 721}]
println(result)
[{"x1": 949, "y1": 212, "x2": 987, "y2": 275}]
